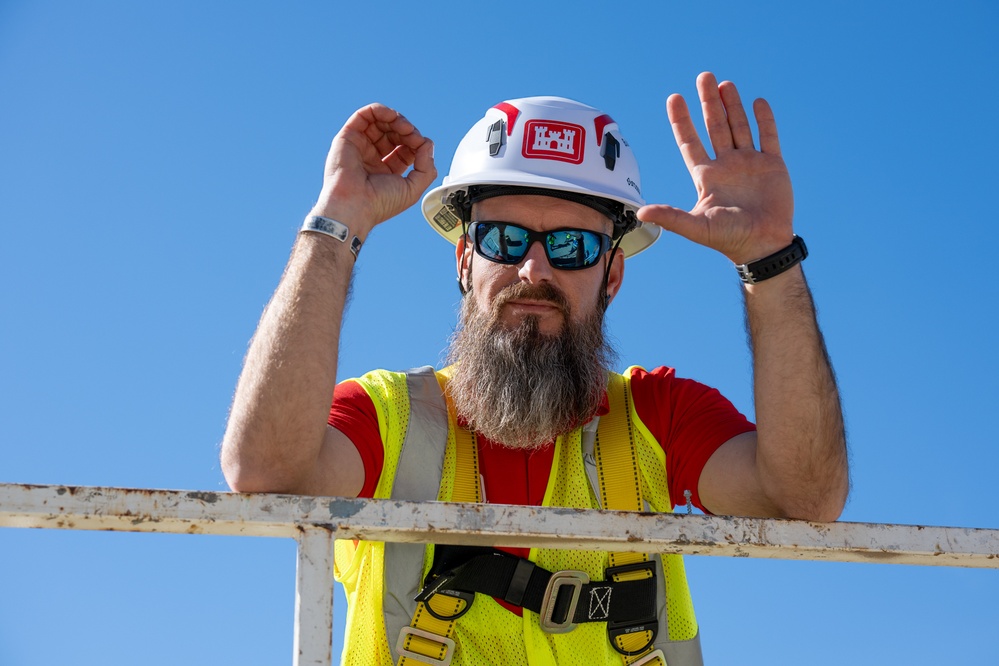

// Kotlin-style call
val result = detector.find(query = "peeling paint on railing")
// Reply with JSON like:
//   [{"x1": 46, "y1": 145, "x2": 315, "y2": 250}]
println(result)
[{"x1": 2, "y1": 482, "x2": 998, "y2": 665}]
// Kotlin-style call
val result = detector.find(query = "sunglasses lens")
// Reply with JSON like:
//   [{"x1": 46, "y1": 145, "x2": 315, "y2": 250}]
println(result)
[
  {"x1": 547, "y1": 230, "x2": 604, "y2": 269},
  {"x1": 475, "y1": 223, "x2": 530, "y2": 264}
]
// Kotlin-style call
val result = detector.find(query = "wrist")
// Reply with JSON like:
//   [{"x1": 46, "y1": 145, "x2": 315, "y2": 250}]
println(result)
[
  {"x1": 301, "y1": 215, "x2": 363, "y2": 259},
  {"x1": 310, "y1": 192, "x2": 378, "y2": 239},
  {"x1": 735, "y1": 235, "x2": 807, "y2": 285}
]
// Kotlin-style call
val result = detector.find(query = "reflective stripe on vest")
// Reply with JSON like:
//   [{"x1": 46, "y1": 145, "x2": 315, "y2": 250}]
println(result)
[
  {"x1": 383, "y1": 367, "x2": 704, "y2": 666},
  {"x1": 384, "y1": 366, "x2": 450, "y2": 662}
]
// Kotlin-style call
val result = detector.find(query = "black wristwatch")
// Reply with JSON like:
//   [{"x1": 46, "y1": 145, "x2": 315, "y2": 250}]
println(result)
[{"x1": 735, "y1": 236, "x2": 807, "y2": 284}]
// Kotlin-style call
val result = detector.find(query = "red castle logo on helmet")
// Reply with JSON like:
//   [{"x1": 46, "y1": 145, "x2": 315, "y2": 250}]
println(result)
[{"x1": 522, "y1": 120, "x2": 585, "y2": 164}]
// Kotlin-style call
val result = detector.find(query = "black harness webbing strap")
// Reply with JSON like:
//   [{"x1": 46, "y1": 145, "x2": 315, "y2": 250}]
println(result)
[{"x1": 417, "y1": 551, "x2": 657, "y2": 626}]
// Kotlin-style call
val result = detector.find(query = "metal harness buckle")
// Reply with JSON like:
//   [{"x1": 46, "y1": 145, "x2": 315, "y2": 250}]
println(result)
[
  {"x1": 539, "y1": 570, "x2": 589, "y2": 633},
  {"x1": 414, "y1": 570, "x2": 475, "y2": 621},
  {"x1": 396, "y1": 626, "x2": 456, "y2": 666}
]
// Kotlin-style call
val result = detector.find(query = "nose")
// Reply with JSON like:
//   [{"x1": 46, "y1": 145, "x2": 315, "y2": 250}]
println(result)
[{"x1": 516, "y1": 237, "x2": 554, "y2": 284}]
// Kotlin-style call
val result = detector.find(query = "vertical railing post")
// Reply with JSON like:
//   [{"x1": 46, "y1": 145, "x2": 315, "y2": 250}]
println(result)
[{"x1": 293, "y1": 526, "x2": 336, "y2": 666}]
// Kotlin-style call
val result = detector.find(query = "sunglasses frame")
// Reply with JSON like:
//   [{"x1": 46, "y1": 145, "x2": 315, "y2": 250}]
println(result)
[{"x1": 471, "y1": 221, "x2": 613, "y2": 271}]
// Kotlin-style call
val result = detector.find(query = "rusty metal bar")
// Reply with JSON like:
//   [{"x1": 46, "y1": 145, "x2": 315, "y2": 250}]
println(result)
[
  {"x1": 293, "y1": 526, "x2": 336, "y2": 666},
  {"x1": 1, "y1": 483, "x2": 997, "y2": 568}
]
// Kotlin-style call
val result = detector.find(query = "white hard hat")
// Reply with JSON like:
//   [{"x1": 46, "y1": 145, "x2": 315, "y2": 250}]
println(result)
[{"x1": 421, "y1": 96, "x2": 660, "y2": 257}]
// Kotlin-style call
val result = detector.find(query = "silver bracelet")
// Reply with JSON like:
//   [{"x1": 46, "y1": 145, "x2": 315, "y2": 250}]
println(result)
[{"x1": 301, "y1": 215, "x2": 362, "y2": 259}]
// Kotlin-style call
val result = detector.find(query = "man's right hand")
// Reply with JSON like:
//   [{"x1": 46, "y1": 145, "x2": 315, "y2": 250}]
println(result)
[{"x1": 313, "y1": 103, "x2": 437, "y2": 236}]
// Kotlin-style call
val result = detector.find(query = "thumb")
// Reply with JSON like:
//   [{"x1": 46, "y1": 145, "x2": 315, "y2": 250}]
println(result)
[
  {"x1": 403, "y1": 138, "x2": 437, "y2": 199},
  {"x1": 637, "y1": 204, "x2": 708, "y2": 247}
]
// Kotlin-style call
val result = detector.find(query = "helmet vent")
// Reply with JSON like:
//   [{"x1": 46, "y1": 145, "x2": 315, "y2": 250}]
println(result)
[
  {"x1": 602, "y1": 133, "x2": 620, "y2": 171},
  {"x1": 486, "y1": 119, "x2": 505, "y2": 157}
]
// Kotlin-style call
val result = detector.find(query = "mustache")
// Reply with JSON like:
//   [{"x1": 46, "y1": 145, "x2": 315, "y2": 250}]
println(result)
[{"x1": 491, "y1": 282, "x2": 571, "y2": 318}]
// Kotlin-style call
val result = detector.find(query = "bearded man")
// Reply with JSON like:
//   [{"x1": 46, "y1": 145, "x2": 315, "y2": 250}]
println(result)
[{"x1": 221, "y1": 73, "x2": 848, "y2": 666}]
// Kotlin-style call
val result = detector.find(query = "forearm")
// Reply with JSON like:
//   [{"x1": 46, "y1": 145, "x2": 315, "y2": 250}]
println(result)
[
  {"x1": 221, "y1": 225, "x2": 355, "y2": 493},
  {"x1": 745, "y1": 266, "x2": 849, "y2": 520}
]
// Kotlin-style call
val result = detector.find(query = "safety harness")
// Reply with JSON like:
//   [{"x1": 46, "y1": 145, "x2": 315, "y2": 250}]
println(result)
[{"x1": 394, "y1": 369, "x2": 667, "y2": 666}]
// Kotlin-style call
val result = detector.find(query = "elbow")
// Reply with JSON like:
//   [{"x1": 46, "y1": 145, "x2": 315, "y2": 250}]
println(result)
[
  {"x1": 771, "y1": 439, "x2": 851, "y2": 523},
  {"x1": 220, "y1": 431, "x2": 293, "y2": 495},
  {"x1": 779, "y1": 478, "x2": 850, "y2": 523},
  {"x1": 790, "y1": 501, "x2": 845, "y2": 523},
  {"x1": 220, "y1": 448, "x2": 264, "y2": 494},
  {"x1": 222, "y1": 457, "x2": 292, "y2": 495},
  {"x1": 221, "y1": 461, "x2": 260, "y2": 494},
  {"x1": 813, "y1": 458, "x2": 851, "y2": 522}
]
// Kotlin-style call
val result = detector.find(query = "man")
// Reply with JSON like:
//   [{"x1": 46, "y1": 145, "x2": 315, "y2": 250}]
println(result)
[{"x1": 221, "y1": 72, "x2": 848, "y2": 666}]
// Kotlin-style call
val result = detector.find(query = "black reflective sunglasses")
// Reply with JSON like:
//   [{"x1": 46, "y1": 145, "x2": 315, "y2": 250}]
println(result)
[{"x1": 472, "y1": 221, "x2": 613, "y2": 270}]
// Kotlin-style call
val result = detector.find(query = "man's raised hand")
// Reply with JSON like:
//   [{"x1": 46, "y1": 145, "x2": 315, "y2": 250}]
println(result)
[
  {"x1": 314, "y1": 104, "x2": 436, "y2": 235},
  {"x1": 639, "y1": 72, "x2": 795, "y2": 266}
]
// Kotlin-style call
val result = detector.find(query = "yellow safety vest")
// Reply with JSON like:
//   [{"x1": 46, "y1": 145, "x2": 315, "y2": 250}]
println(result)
[{"x1": 334, "y1": 366, "x2": 702, "y2": 666}]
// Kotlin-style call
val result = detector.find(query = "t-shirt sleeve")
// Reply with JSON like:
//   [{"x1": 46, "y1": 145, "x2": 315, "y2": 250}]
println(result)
[
  {"x1": 630, "y1": 366, "x2": 756, "y2": 512},
  {"x1": 328, "y1": 379, "x2": 384, "y2": 498}
]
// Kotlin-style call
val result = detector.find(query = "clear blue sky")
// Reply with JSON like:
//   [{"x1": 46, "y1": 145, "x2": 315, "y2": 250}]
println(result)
[{"x1": 2, "y1": 1, "x2": 997, "y2": 664}]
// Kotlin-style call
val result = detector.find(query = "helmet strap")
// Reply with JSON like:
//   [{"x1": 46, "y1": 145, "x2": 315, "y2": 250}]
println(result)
[
  {"x1": 457, "y1": 217, "x2": 472, "y2": 297},
  {"x1": 599, "y1": 234, "x2": 626, "y2": 312}
]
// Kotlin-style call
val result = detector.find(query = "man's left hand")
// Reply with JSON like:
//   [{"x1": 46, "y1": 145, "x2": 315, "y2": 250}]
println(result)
[{"x1": 638, "y1": 72, "x2": 795, "y2": 265}]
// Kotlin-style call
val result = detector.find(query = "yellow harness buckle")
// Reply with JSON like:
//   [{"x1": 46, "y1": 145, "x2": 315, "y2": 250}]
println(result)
[
  {"x1": 396, "y1": 626, "x2": 456, "y2": 666},
  {"x1": 631, "y1": 648, "x2": 668, "y2": 665}
]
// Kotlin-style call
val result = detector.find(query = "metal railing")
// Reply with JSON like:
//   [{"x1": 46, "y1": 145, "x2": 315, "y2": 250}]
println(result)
[{"x1": 2, "y1": 482, "x2": 998, "y2": 665}]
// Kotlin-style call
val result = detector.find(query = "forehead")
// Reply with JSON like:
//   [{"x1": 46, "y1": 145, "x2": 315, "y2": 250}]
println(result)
[{"x1": 473, "y1": 194, "x2": 613, "y2": 234}]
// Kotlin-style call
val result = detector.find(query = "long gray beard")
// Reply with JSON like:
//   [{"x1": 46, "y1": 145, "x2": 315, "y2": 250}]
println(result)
[{"x1": 446, "y1": 282, "x2": 615, "y2": 450}]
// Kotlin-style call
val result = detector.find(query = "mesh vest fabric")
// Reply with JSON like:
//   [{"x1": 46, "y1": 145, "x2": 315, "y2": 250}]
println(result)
[{"x1": 333, "y1": 367, "x2": 699, "y2": 666}]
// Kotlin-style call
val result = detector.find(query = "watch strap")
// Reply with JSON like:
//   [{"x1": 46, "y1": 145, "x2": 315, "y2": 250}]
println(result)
[{"x1": 735, "y1": 235, "x2": 807, "y2": 284}]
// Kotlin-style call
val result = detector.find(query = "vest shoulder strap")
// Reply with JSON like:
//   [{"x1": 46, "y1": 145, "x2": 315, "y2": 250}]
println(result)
[
  {"x1": 385, "y1": 366, "x2": 451, "y2": 665},
  {"x1": 390, "y1": 366, "x2": 449, "y2": 502}
]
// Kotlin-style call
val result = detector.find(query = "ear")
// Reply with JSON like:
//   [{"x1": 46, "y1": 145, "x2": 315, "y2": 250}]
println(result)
[
  {"x1": 456, "y1": 235, "x2": 474, "y2": 291},
  {"x1": 604, "y1": 249, "x2": 625, "y2": 306}
]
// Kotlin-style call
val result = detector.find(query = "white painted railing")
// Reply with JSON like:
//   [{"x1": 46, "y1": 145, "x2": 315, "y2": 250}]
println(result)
[{"x1": 2, "y1": 483, "x2": 998, "y2": 665}]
